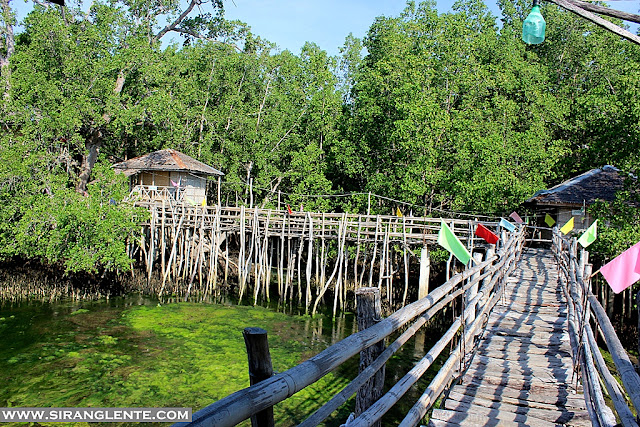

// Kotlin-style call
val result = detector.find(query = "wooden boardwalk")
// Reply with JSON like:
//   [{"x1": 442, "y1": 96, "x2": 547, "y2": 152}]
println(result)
[{"x1": 430, "y1": 248, "x2": 591, "y2": 427}]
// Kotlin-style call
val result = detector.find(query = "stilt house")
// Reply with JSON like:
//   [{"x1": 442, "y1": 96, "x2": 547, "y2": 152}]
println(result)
[
  {"x1": 524, "y1": 165, "x2": 628, "y2": 230},
  {"x1": 113, "y1": 149, "x2": 224, "y2": 205}
]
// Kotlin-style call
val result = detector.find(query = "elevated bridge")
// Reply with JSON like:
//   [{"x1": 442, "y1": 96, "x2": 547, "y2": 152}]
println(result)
[{"x1": 168, "y1": 218, "x2": 640, "y2": 427}]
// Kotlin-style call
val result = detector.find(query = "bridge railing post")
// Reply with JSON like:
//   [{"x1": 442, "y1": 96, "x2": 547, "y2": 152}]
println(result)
[
  {"x1": 243, "y1": 327, "x2": 275, "y2": 427},
  {"x1": 418, "y1": 246, "x2": 430, "y2": 300},
  {"x1": 355, "y1": 287, "x2": 385, "y2": 427}
]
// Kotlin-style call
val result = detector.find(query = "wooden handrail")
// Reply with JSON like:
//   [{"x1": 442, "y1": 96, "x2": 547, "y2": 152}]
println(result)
[
  {"x1": 553, "y1": 230, "x2": 640, "y2": 427},
  {"x1": 175, "y1": 228, "x2": 525, "y2": 427}
]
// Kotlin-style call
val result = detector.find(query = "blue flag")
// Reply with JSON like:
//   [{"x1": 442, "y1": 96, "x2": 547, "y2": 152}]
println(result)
[{"x1": 499, "y1": 218, "x2": 516, "y2": 232}]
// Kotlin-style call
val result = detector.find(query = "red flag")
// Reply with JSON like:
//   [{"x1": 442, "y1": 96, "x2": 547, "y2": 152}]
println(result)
[
  {"x1": 287, "y1": 204, "x2": 293, "y2": 215},
  {"x1": 475, "y1": 224, "x2": 499, "y2": 244},
  {"x1": 509, "y1": 211, "x2": 524, "y2": 224}
]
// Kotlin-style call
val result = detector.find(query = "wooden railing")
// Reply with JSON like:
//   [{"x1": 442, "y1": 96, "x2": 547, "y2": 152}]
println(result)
[
  {"x1": 174, "y1": 226, "x2": 526, "y2": 427},
  {"x1": 133, "y1": 204, "x2": 515, "y2": 313},
  {"x1": 553, "y1": 229, "x2": 640, "y2": 427}
]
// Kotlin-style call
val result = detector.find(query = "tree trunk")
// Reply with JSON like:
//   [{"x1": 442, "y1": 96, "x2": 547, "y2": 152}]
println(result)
[
  {"x1": 76, "y1": 129, "x2": 102, "y2": 194},
  {"x1": 0, "y1": 0, "x2": 15, "y2": 104}
]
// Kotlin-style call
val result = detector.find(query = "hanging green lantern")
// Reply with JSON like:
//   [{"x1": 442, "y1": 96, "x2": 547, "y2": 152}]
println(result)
[{"x1": 522, "y1": 0, "x2": 546, "y2": 45}]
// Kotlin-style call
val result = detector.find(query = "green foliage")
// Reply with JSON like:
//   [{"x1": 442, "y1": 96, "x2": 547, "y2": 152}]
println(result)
[
  {"x1": 0, "y1": 135, "x2": 144, "y2": 273},
  {"x1": 588, "y1": 186, "x2": 640, "y2": 263},
  {"x1": 2, "y1": 0, "x2": 640, "y2": 274}
]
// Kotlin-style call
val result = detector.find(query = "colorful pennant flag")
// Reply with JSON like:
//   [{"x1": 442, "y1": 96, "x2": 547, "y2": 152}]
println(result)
[
  {"x1": 475, "y1": 224, "x2": 499, "y2": 245},
  {"x1": 509, "y1": 211, "x2": 524, "y2": 224},
  {"x1": 577, "y1": 220, "x2": 597, "y2": 248},
  {"x1": 287, "y1": 204, "x2": 293, "y2": 215},
  {"x1": 499, "y1": 218, "x2": 516, "y2": 232},
  {"x1": 560, "y1": 217, "x2": 574, "y2": 235},
  {"x1": 396, "y1": 207, "x2": 403, "y2": 217},
  {"x1": 171, "y1": 179, "x2": 181, "y2": 188},
  {"x1": 545, "y1": 213, "x2": 556, "y2": 227},
  {"x1": 600, "y1": 241, "x2": 640, "y2": 294},
  {"x1": 201, "y1": 198, "x2": 207, "y2": 207},
  {"x1": 438, "y1": 221, "x2": 472, "y2": 265}
]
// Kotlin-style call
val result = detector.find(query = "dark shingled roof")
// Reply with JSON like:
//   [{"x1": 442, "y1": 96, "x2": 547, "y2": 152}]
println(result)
[
  {"x1": 113, "y1": 149, "x2": 224, "y2": 177},
  {"x1": 526, "y1": 165, "x2": 626, "y2": 207}
]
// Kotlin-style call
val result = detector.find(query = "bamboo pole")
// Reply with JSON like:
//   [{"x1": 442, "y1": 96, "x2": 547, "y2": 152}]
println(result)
[
  {"x1": 402, "y1": 216, "x2": 409, "y2": 307},
  {"x1": 368, "y1": 216, "x2": 380, "y2": 287},
  {"x1": 305, "y1": 213, "x2": 314, "y2": 313}
]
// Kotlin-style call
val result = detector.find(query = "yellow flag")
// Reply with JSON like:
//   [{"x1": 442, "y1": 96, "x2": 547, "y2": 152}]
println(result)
[
  {"x1": 396, "y1": 207, "x2": 403, "y2": 217},
  {"x1": 544, "y1": 213, "x2": 555, "y2": 227},
  {"x1": 560, "y1": 217, "x2": 574, "y2": 235},
  {"x1": 202, "y1": 198, "x2": 207, "y2": 207}
]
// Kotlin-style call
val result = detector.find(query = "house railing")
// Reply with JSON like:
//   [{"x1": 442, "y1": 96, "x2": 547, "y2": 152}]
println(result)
[
  {"x1": 174, "y1": 226, "x2": 525, "y2": 427},
  {"x1": 553, "y1": 229, "x2": 640, "y2": 427},
  {"x1": 128, "y1": 184, "x2": 184, "y2": 204}
]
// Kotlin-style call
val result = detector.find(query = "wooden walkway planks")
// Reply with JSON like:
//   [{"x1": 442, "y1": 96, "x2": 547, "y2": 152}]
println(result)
[{"x1": 430, "y1": 248, "x2": 590, "y2": 427}]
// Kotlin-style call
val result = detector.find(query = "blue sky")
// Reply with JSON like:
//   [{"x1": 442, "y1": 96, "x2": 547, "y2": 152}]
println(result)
[
  {"x1": 11, "y1": 0, "x2": 640, "y2": 56},
  {"x1": 221, "y1": 0, "x2": 465, "y2": 56}
]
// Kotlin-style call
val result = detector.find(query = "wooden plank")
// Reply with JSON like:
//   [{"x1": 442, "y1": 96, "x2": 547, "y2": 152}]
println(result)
[
  {"x1": 464, "y1": 365, "x2": 566, "y2": 384},
  {"x1": 476, "y1": 341, "x2": 573, "y2": 358},
  {"x1": 447, "y1": 390, "x2": 590, "y2": 424},
  {"x1": 442, "y1": 400, "x2": 562, "y2": 427},
  {"x1": 444, "y1": 396, "x2": 592, "y2": 425},
  {"x1": 479, "y1": 333, "x2": 570, "y2": 347},
  {"x1": 451, "y1": 383, "x2": 587, "y2": 410},
  {"x1": 429, "y1": 408, "x2": 556, "y2": 427}
]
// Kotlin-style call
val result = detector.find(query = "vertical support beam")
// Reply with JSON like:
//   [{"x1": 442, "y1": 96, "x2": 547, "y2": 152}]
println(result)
[
  {"x1": 418, "y1": 247, "x2": 430, "y2": 300},
  {"x1": 466, "y1": 252, "x2": 484, "y2": 328},
  {"x1": 355, "y1": 287, "x2": 385, "y2": 426},
  {"x1": 243, "y1": 327, "x2": 275, "y2": 427},
  {"x1": 217, "y1": 176, "x2": 221, "y2": 208}
]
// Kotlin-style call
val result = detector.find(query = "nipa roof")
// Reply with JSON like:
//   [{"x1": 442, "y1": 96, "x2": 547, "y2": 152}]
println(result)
[
  {"x1": 526, "y1": 165, "x2": 627, "y2": 207},
  {"x1": 113, "y1": 149, "x2": 224, "y2": 177}
]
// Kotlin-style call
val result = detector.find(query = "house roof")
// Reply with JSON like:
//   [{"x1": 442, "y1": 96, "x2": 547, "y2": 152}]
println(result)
[
  {"x1": 525, "y1": 165, "x2": 627, "y2": 207},
  {"x1": 113, "y1": 149, "x2": 224, "y2": 177}
]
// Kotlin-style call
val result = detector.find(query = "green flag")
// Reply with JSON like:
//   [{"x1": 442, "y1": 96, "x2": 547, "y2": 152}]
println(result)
[
  {"x1": 438, "y1": 221, "x2": 471, "y2": 265},
  {"x1": 544, "y1": 213, "x2": 555, "y2": 227},
  {"x1": 578, "y1": 220, "x2": 597, "y2": 248}
]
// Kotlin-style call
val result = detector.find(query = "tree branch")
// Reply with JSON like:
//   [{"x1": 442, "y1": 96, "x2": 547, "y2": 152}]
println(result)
[
  {"x1": 544, "y1": 0, "x2": 640, "y2": 46},
  {"x1": 163, "y1": 27, "x2": 242, "y2": 51},
  {"x1": 569, "y1": 0, "x2": 640, "y2": 24},
  {"x1": 154, "y1": 0, "x2": 199, "y2": 41}
]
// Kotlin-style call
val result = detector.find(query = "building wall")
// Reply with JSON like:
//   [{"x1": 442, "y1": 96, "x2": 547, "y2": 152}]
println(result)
[{"x1": 557, "y1": 208, "x2": 593, "y2": 231}]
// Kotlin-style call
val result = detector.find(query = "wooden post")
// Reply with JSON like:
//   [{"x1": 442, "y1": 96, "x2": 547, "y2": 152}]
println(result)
[
  {"x1": 466, "y1": 252, "x2": 484, "y2": 328},
  {"x1": 243, "y1": 327, "x2": 275, "y2": 427},
  {"x1": 217, "y1": 176, "x2": 221, "y2": 208},
  {"x1": 418, "y1": 247, "x2": 430, "y2": 300},
  {"x1": 355, "y1": 287, "x2": 385, "y2": 426},
  {"x1": 367, "y1": 191, "x2": 371, "y2": 216}
]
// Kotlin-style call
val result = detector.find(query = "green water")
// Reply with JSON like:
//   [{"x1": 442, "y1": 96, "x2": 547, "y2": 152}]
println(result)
[{"x1": 0, "y1": 295, "x2": 445, "y2": 426}]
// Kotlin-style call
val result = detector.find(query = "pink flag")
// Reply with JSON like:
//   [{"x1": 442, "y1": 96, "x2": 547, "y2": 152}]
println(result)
[
  {"x1": 171, "y1": 179, "x2": 180, "y2": 188},
  {"x1": 600, "y1": 241, "x2": 640, "y2": 294},
  {"x1": 509, "y1": 211, "x2": 524, "y2": 224}
]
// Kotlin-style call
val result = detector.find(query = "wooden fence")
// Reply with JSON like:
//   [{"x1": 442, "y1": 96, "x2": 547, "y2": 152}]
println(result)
[
  {"x1": 553, "y1": 229, "x2": 640, "y2": 427},
  {"x1": 134, "y1": 203, "x2": 507, "y2": 315},
  {"x1": 173, "y1": 225, "x2": 526, "y2": 427}
]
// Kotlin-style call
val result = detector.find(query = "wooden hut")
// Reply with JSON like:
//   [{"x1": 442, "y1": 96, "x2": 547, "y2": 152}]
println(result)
[
  {"x1": 524, "y1": 165, "x2": 628, "y2": 230},
  {"x1": 113, "y1": 149, "x2": 224, "y2": 205}
]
